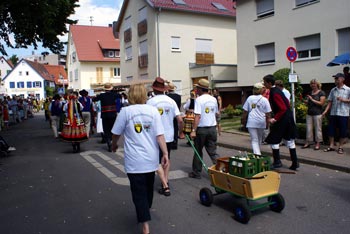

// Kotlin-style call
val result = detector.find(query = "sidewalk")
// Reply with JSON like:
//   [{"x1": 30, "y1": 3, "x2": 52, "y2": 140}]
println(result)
[{"x1": 217, "y1": 130, "x2": 350, "y2": 173}]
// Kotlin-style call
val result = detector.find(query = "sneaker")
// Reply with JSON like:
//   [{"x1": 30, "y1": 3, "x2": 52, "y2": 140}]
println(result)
[
  {"x1": 7, "y1": 146, "x2": 16, "y2": 151},
  {"x1": 188, "y1": 172, "x2": 201, "y2": 179}
]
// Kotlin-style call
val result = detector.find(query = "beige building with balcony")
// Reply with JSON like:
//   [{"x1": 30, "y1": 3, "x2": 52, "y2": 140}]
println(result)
[
  {"x1": 116, "y1": 0, "x2": 237, "y2": 103},
  {"x1": 236, "y1": 0, "x2": 350, "y2": 88}
]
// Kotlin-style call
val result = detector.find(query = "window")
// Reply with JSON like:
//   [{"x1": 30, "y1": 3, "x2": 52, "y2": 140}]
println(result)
[
  {"x1": 96, "y1": 67, "x2": 103, "y2": 83},
  {"x1": 108, "y1": 51, "x2": 115, "y2": 58},
  {"x1": 171, "y1": 36, "x2": 181, "y2": 51},
  {"x1": 125, "y1": 46, "x2": 132, "y2": 60},
  {"x1": 140, "y1": 73, "x2": 148, "y2": 80},
  {"x1": 69, "y1": 71, "x2": 73, "y2": 82},
  {"x1": 139, "y1": 6, "x2": 147, "y2": 22},
  {"x1": 9, "y1": 82, "x2": 15, "y2": 88},
  {"x1": 139, "y1": 40, "x2": 148, "y2": 67},
  {"x1": 173, "y1": 0, "x2": 186, "y2": 5},
  {"x1": 19, "y1": 71, "x2": 22, "y2": 76},
  {"x1": 212, "y1": 2, "x2": 228, "y2": 11},
  {"x1": 256, "y1": 0, "x2": 274, "y2": 18},
  {"x1": 17, "y1": 82, "x2": 25, "y2": 88},
  {"x1": 139, "y1": 40, "x2": 147, "y2": 56},
  {"x1": 196, "y1": 39, "x2": 212, "y2": 53},
  {"x1": 126, "y1": 76, "x2": 133, "y2": 82},
  {"x1": 27, "y1": 81, "x2": 32, "y2": 88},
  {"x1": 295, "y1": 34, "x2": 320, "y2": 59},
  {"x1": 113, "y1": 68, "x2": 120, "y2": 77},
  {"x1": 115, "y1": 50, "x2": 120, "y2": 57},
  {"x1": 74, "y1": 69, "x2": 79, "y2": 80},
  {"x1": 33, "y1": 81, "x2": 42, "y2": 87},
  {"x1": 124, "y1": 16, "x2": 131, "y2": 30},
  {"x1": 295, "y1": 0, "x2": 317, "y2": 7},
  {"x1": 26, "y1": 71, "x2": 29, "y2": 76},
  {"x1": 256, "y1": 43, "x2": 275, "y2": 64},
  {"x1": 337, "y1": 27, "x2": 350, "y2": 55}
]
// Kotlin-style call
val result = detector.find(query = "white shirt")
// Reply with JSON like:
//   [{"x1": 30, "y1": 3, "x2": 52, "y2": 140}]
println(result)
[
  {"x1": 243, "y1": 94, "x2": 271, "y2": 129},
  {"x1": 147, "y1": 94, "x2": 180, "y2": 143},
  {"x1": 194, "y1": 94, "x2": 218, "y2": 127},
  {"x1": 111, "y1": 104, "x2": 164, "y2": 173},
  {"x1": 282, "y1": 88, "x2": 291, "y2": 101}
]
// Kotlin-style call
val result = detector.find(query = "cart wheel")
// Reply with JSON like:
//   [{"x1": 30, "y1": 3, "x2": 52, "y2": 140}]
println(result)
[
  {"x1": 199, "y1": 187, "x2": 213, "y2": 207},
  {"x1": 233, "y1": 202, "x2": 251, "y2": 224},
  {"x1": 268, "y1": 193, "x2": 285, "y2": 212}
]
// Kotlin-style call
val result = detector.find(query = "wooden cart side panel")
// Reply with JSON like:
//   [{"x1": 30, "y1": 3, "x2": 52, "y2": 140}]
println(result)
[{"x1": 249, "y1": 171, "x2": 281, "y2": 199}]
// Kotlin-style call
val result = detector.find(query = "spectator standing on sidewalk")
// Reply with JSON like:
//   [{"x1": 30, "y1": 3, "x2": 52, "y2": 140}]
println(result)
[
  {"x1": 275, "y1": 80, "x2": 291, "y2": 102},
  {"x1": 263, "y1": 74, "x2": 299, "y2": 170},
  {"x1": 302, "y1": 79, "x2": 326, "y2": 150},
  {"x1": 242, "y1": 82, "x2": 271, "y2": 156},
  {"x1": 322, "y1": 73, "x2": 350, "y2": 154},
  {"x1": 188, "y1": 79, "x2": 220, "y2": 179},
  {"x1": 147, "y1": 77, "x2": 183, "y2": 196},
  {"x1": 78, "y1": 89, "x2": 93, "y2": 138},
  {"x1": 166, "y1": 82, "x2": 182, "y2": 150},
  {"x1": 212, "y1": 88, "x2": 222, "y2": 136},
  {"x1": 111, "y1": 83, "x2": 168, "y2": 234}
]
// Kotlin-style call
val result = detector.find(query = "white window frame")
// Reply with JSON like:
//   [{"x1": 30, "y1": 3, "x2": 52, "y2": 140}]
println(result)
[
  {"x1": 195, "y1": 38, "x2": 212, "y2": 53},
  {"x1": 138, "y1": 6, "x2": 147, "y2": 22},
  {"x1": 295, "y1": 34, "x2": 320, "y2": 61},
  {"x1": 139, "y1": 40, "x2": 148, "y2": 56},
  {"x1": 256, "y1": 43, "x2": 275, "y2": 65},
  {"x1": 295, "y1": 0, "x2": 318, "y2": 7},
  {"x1": 113, "y1": 68, "x2": 121, "y2": 77},
  {"x1": 74, "y1": 69, "x2": 79, "y2": 81},
  {"x1": 256, "y1": 0, "x2": 274, "y2": 18},
  {"x1": 108, "y1": 51, "x2": 115, "y2": 58},
  {"x1": 337, "y1": 27, "x2": 350, "y2": 55},
  {"x1": 33, "y1": 81, "x2": 41, "y2": 88},
  {"x1": 125, "y1": 46, "x2": 133, "y2": 61},
  {"x1": 171, "y1": 36, "x2": 181, "y2": 51}
]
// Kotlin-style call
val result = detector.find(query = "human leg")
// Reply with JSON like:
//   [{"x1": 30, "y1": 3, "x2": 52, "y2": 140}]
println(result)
[
  {"x1": 324, "y1": 116, "x2": 336, "y2": 151},
  {"x1": 271, "y1": 144, "x2": 282, "y2": 168},
  {"x1": 304, "y1": 115, "x2": 313, "y2": 147},
  {"x1": 248, "y1": 128, "x2": 261, "y2": 155},
  {"x1": 82, "y1": 112, "x2": 91, "y2": 138},
  {"x1": 204, "y1": 127, "x2": 219, "y2": 164},
  {"x1": 50, "y1": 115, "x2": 59, "y2": 138},
  {"x1": 337, "y1": 116, "x2": 349, "y2": 153},
  {"x1": 189, "y1": 132, "x2": 205, "y2": 178},
  {"x1": 285, "y1": 139, "x2": 299, "y2": 170},
  {"x1": 314, "y1": 115, "x2": 323, "y2": 149}
]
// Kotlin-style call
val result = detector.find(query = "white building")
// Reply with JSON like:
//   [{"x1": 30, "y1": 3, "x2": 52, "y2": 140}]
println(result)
[
  {"x1": 3, "y1": 59, "x2": 55, "y2": 99},
  {"x1": 236, "y1": 0, "x2": 350, "y2": 87},
  {"x1": 0, "y1": 56, "x2": 13, "y2": 95},
  {"x1": 116, "y1": 0, "x2": 237, "y2": 100},
  {"x1": 66, "y1": 25, "x2": 121, "y2": 91}
]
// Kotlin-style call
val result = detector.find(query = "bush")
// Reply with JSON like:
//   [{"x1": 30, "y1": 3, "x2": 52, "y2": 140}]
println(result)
[{"x1": 223, "y1": 104, "x2": 235, "y2": 118}]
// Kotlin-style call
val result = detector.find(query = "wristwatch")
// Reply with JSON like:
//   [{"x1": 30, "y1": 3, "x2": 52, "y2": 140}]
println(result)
[{"x1": 192, "y1": 129, "x2": 196, "y2": 132}]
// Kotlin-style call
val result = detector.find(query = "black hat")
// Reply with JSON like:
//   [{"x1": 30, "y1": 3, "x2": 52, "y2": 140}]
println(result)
[{"x1": 79, "y1": 89, "x2": 88, "y2": 96}]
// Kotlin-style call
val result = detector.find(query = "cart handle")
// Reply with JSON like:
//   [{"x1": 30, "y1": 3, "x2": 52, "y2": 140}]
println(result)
[
  {"x1": 245, "y1": 175, "x2": 267, "y2": 180},
  {"x1": 274, "y1": 169, "x2": 296, "y2": 174},
  {"x1": 185, "y1": 134, "x2": 208, "y2": 172}
]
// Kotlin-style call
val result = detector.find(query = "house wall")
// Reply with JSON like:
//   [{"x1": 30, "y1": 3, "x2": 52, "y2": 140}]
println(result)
[
  {"x1": 0, "y1": 57, "x2": 12, "y2": 81},
  {"x1": 236, "y1": 0, "x2": 350, "y2": 87},
  {"x1": 3, "y1": 61, "x2": 46, "y2": 99},
  {"x1": 119, "y1": 0, "x2": 237, "y2": 99}
]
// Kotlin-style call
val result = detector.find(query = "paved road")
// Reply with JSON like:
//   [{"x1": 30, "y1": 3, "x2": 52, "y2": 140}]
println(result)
[{"x1": 0, "y1": 112, "x2": 350, "y2": 234}]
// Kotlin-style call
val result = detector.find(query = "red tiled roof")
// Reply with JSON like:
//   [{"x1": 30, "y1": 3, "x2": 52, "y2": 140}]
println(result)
[
  {"x1": 44, "y1": 65, "x2": 68, "y2": 86},
  {"x1": 25, "y1": 60, "x2": 54, "y2": 82},
  {"x1": 150, "y1": 0, "x2": 236, "y2": 16},
  {"x1": 117, "y1": 0, "x2": 236, "y2": 31},
  {"x1": 70, "y1": 25, "x2": 120, "y2": 62}
]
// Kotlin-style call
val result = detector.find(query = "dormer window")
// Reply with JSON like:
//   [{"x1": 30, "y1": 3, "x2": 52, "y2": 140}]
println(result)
[
  {"x1": 173, "y1": 0, "x2": 186, "y2": 5},
  {"x1": 212, "y1": 2, "x2": 228, "y2": 11},
  {"x1": 108, "y1": 51, "x2": 115, "y2": 58}
]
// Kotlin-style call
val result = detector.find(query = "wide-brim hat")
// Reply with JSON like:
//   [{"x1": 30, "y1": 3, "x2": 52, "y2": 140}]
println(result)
[
  {"x1": 168, "y1": 82, "x2": 176, "y2": 91},
  {"x1": 79, "y1": 89, "x2": 88, "y2": 96},
  {"x1": 195, "y1": 79, "x2": 210, "y2": 89},
  {"x1": 104, "y1": 83, "x2": 113, "y2": 91},
  {"x1": 152, "y1": 77, "x2": 168, "y2": 92}
]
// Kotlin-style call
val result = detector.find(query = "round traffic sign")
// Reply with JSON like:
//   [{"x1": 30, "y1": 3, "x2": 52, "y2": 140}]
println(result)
[{"x1": 286, "y1": 47, "x2": 298, "y2": 62}]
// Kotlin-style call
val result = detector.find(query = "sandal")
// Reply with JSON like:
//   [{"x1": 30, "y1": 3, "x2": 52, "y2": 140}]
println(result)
[
  {"x1": 337, "y1": 148, "x2": 344, "y2": 154},
  {"x1": 302, "y1": 144, "x2": 310, "y2": 149},
  {"x1": 324, "y1": 147, "x2": 335, "y2": 152},
  {"x1": 158, "y1": 187, "x2": 171, "y2": 196}
]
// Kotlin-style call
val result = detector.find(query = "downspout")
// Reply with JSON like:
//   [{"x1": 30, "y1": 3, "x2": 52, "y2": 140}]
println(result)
[{"x1": 156, "y1": 7, "x2": 161, "y2": 77}]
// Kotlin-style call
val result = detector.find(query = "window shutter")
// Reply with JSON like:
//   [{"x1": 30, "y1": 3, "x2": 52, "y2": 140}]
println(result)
[
  {"x1": 256, "y1": 0, "x2": 274, "y2": 15},
  {"x1": 338, "y1": 28, "x2": 350, "y2": 54},
  {"x1": 296, "y1": 34, "x2": 320, "y2": 51},
  {"x1": 257, "y1": 43, "x2": 275, "y2": 62}
]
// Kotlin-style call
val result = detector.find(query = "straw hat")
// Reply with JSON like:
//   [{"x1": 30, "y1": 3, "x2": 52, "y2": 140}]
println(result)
[
  {"x1": 195, "y1": 79, "x2": 210, "y2": 89},
  {"x1": 168, "y1": 82, "x2": 176, "y2": 91},
  {"x1": 104, "y1": 83, "x2": 113, "y2": 91},
  {"x1": 152, "y1": 77, "x2": 168, "y2": 92}
]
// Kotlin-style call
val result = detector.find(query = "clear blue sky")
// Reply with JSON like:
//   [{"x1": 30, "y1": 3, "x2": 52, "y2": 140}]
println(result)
[{"x1": 3, "y1": 0, "x2": 123, "y2": 58}]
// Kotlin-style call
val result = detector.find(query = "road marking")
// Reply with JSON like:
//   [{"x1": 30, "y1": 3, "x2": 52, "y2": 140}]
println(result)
[{"x1": 80, "y1": 150, "x2": 188, "y2": 186}]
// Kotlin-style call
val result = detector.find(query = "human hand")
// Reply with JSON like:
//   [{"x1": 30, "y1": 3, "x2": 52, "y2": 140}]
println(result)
[
  {"x1": 111, "y1": 142, "x2": 118, "y2": 152},
  {"x1": 190, "y1": 131, "x2": 196, "y2": 139}
]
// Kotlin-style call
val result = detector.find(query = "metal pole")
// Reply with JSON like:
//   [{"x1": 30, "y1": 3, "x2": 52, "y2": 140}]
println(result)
[{"x1": 290, "y1": 62, "x2": 296, "y2": 123}]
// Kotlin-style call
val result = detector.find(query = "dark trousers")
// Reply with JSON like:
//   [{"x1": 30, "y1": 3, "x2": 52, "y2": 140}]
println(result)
[
  {"x1": 173, "y1": 118, "x2": 178, "y2": 145},
  {"x1": 102, "y1": 117, "x2": 116, "y2": 143},
  {"x1": 192, "y1": 126, "x2": 219, "y2": 174},
  {"x1": 127, "y1": 172, "x2": 155, "y2": 223}
]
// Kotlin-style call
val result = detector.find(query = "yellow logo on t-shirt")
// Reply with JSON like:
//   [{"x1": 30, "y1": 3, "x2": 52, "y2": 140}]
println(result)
[
  {"x1": 134, "y1": 123, "x2": 143, "y2": 133},
  {"x1": 158, "y1": 108, "x2": 164, "y2": 115},
  {"x1": 205, "y1": 107, "x2": 210, "y2": 113}
]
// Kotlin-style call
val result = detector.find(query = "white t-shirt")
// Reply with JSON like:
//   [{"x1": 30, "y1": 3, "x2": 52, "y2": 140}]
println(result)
[
  {"x1": 282, "y1": 88, "x2": 291, "y2": 101},
  {"x1": 194, "y1": 94, "x2": 218, "y2": 127},
  {"x1": 147, "y1": 94, "x2": 180, "y2": 142},
  {"x1": 243, "y1": 94, "x2": 271, "y2": 129},
  {"x1": 111, "y1": 104, "x2": 164, "y2": 173}
]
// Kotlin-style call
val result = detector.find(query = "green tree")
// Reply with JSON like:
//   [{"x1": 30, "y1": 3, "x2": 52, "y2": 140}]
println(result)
[
  {"x1": 9, "y1": 54, "x2": 19, "y2": 65},
  {"x1": 0, "y1": 0, "x2": 79, "y2": 56}
]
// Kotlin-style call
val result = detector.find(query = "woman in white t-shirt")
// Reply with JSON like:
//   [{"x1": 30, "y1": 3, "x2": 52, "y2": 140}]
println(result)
[
  {"x1": 242, "y1": 82, "x2": 272, "y2": 155},
  {"x1": 111, "y1": 84, "x2": 169, "y2": 234}
]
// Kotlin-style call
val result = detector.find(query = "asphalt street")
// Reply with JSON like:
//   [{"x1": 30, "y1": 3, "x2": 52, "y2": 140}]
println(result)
[{"x1": 0, "y1": 112, "x2": 350, "y2": 234}]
